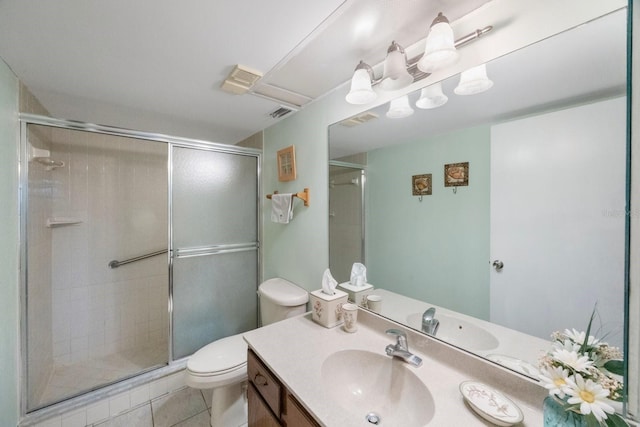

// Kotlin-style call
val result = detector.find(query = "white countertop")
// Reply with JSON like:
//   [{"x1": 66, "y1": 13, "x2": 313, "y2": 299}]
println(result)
[{"x1": 243, "y1": 309, "x2": 546, "y2": 426}]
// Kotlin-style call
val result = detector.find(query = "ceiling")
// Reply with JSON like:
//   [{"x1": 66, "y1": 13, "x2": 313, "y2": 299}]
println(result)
[
  {"x1": 0, "y1": 0, "x2": 490, "y2": 144},
  {"x1": 329, "y1": 8, "x2": 627, "y2": 159}
]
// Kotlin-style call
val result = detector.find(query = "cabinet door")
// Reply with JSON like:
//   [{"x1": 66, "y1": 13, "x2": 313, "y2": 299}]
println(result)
[
  {"x1": 283, "y1": 393, "x2": 319, "y2": 427},
  {"x1": 248, "y1": 382, "x2": 281, "y2": 427}
]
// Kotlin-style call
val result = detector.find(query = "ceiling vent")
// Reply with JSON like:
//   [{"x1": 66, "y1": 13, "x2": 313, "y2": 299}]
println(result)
[
  {"x1": 269, "y1": 106, "x2": 295, "y2": 119},
  {"x1": 339, "y1": 111, "x2": 379, "y2": 127},
  {"x1": 220, "y1": 64, "x2": 263, "y2": 95}
]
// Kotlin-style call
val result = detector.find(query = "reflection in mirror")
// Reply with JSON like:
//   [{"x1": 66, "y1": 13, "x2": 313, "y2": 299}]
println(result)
[
  {"x1": 329, "y1": 9, "x2": 628, "y2": 382},
  {"x1": 329, "y1": 157, "x2": 366, "y2": 283}
]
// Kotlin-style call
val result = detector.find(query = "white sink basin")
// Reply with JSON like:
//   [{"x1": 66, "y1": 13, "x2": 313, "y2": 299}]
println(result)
[
  {"x1": 321, "y1": 349, "x2": 435, "y2": 426},
  {"x1": 406, "y1": 312, "x2": 499, "y2": 351}
]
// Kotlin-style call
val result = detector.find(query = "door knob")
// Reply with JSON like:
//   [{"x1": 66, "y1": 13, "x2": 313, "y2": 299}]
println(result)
[{"x1": 492, "y1": 260, "x2": 504, "y2": 271}]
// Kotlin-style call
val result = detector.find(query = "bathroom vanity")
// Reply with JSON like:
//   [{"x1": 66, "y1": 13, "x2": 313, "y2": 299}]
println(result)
[
  {"x1": 248, "y1": 349, "x2": 319, "y2": 426},
  {"x1": 243, "y1": 308, "x2": 547, "y2": 426}
]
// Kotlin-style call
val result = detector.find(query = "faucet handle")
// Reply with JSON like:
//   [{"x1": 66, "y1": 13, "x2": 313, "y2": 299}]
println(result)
[
  {"x1": 385, "y1": 328, "x2": 408, "y2": 350},
  {"x1": 423, "y1": 307, "x2": 436, "y2": 322},
  {"x1": 385, "y1": 328, "x2": 406, "y2": 337}
]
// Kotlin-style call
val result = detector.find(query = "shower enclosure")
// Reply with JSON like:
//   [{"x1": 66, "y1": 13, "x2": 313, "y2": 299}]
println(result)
[
  {"x1": 20, "y1": 116, "x2": 260, "y2": 413},
  {"x1": 328, "y1": 162, "x2": 365, "y2": 283}
]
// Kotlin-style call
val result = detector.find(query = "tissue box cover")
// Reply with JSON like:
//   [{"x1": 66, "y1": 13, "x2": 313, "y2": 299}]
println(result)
[
  {"x1": 310, "y1": 289, "x2": 348, "y2": 328},
  {"x1": 337, "y1": 282, "x2": 374, "y2": 308}
]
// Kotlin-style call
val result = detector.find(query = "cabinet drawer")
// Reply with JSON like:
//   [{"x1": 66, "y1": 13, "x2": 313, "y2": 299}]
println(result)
[{"x1": 248, "y1": 349, "x2": 282, "y2": 416}]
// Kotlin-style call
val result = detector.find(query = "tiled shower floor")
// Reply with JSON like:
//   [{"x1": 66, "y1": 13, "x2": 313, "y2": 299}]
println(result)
[{"x1": 37, "y1": 342, "x2": 167, "y2": 409}]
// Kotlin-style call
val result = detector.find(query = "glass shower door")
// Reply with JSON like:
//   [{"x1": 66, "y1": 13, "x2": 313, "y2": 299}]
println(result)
[
  {"x1": 171, "y1": 146, "x2": 259, "y2": 360},
  {"x1": 24, "y1": 124, "x2": 169, "y2": 411}
]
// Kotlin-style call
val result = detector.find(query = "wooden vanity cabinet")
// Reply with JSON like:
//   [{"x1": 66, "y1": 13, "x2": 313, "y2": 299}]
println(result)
[{"x1": 248, "y1": 349, "x2": 320, "y2": 427}]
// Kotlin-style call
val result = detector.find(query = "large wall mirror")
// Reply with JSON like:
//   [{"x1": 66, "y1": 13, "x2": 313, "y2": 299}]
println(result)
[{"x1": 329, "y1": 6, "x2": 628, "y2": 390}]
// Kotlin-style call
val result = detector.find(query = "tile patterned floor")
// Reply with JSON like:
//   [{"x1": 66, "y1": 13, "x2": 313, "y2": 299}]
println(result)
[{"x1": 95, "y1": 387, "x2": 215, "y2": 427}]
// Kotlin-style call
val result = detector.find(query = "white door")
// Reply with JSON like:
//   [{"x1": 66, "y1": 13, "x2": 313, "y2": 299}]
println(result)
[{"x1": 490, "y1": 97, "x2": 626, "y2": 346}]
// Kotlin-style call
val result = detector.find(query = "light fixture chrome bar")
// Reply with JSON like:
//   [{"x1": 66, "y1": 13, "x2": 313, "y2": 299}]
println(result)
[{"x1": 371, "y1": 25, "x2": 493, "y2": 86}]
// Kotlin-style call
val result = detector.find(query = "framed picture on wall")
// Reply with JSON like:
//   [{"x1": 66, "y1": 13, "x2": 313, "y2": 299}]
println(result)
[
  {"x1": 412, "y1": 174, "x2": 432, "y2": 196},
  {"x1": 277, "y1": 145, "x2": 297, "y2": 182},
  {"x1": 444, "y1": 162, "x2": 469, "y2": 187}
]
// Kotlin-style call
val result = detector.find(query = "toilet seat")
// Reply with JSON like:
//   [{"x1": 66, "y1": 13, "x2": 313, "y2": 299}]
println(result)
[{"x1": 185, "y1": 334, "x2": 248, "y2": 388}]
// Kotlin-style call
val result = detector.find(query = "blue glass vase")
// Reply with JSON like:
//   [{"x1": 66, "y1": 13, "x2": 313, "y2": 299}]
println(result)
[{"x1": 543, "y1": 396, "x2": 587, "y2": 427}]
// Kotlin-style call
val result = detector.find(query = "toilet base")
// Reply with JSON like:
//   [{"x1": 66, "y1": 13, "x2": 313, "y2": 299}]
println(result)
[{"x1": 210, "y1": 380, "x2": 248, "y2": 427}]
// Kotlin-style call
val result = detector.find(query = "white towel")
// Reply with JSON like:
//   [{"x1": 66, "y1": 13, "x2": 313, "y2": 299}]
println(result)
[{"x1": 270, "y1": 193, "x2": 294, "y2": 224}]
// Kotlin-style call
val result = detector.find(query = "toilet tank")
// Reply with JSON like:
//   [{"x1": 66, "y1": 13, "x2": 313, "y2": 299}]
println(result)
[{"x1": 258, "y1": 278, "x2": 309, "y2": 326}]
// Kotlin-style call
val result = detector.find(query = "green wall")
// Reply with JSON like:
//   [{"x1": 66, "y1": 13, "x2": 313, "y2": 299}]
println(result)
[
  {"x1": 0, "y1": 57, "x2": 19, "y2": 426},
  {"x1": 366, "y1": 126, "x2": 490, "y2": 319},
  {"x1": 262, "y1": 101, "x2": 331, "y2": 291}
]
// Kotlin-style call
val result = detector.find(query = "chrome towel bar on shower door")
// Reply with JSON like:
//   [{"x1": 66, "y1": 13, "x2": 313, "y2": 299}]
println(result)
[{"x1": 108, "y1": 249, "x2": 168, "y2": 269}]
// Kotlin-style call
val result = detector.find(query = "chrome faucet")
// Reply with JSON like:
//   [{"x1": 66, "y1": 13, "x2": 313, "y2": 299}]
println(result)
[
  {"x1": 422, "y1": 307, "x2": 440, "y2": 336},
  {"x1": 385, "y1": 329, "x2": 423, "y2": 367}
]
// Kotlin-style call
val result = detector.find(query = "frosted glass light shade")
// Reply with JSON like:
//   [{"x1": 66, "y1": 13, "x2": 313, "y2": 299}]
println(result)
[
  {"x1": 416, "y1": 82, "x2": 448, "y2": 109},
  {"x1": 380, "y1": 45, "x2": 413, "y2": 91},
  {"x1": 417, "y1": 21, "x2": 459, "y2": 73},
  {"x1": 454, "y1": 64, "x2": 494, "y2": 95},
  {"x1": 386, "y1": 95, "x2": 414, "y2": 119},
  {"x1": 346, "y1": 68, "x2": 377, "y2": 105}
]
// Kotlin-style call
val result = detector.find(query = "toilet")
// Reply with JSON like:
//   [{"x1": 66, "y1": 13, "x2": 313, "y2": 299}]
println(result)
[{"x1": 185, "y1": 278, "x2": 309, "y2": 427}]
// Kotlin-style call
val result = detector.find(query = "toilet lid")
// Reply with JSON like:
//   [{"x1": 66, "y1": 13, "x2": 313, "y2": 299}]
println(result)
[{"x1": 187, "y1": 334, "x2": 247, "y2": 374}]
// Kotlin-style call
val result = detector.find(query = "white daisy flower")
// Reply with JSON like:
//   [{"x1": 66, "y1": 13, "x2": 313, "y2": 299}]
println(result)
[
  {"x1": 552, "y1": 349, "x2": 593, "y2": 373},
  {"x1": 564, "y1": 328, "x2": 599, "y2": 346},
  {"x1": 539, "y1": 366, "x2": 571, "y2": 398},
  {"x1": 552, "y1": 339, "x2": 581, "y2": 353},
  {"x1": 565, "y1": 375, "x2": 614, "y2": 422}
]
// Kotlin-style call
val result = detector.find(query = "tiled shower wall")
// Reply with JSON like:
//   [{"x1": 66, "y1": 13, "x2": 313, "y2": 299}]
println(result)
[{"x1": 48, "y1": 128, "x2": 168, "y2": 367}]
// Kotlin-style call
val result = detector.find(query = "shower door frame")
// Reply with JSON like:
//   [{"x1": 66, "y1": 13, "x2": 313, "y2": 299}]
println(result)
[{"x1": 18, "y1": 114, "x2": 262, "y2": 420}]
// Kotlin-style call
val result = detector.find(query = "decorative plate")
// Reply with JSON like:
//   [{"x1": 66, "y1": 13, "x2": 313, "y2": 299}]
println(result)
[
  {"x1": 459, "y1": 381, "x2": 524, "y2": 426},
  {"x1": 486, "y1": 354, "x2": 540, "y2": 378}
]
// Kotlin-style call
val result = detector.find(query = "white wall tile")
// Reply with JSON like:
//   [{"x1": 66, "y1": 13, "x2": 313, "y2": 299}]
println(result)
[
  {"x1": 149, "y1": 377, "x2": 168, "y2": 400},
  {"x1": 34, "y1": 416, "x2": 62, "y2": 427},
  {"x1": 61, "y1": 409, "x2": 86, "y2": 427},
  {"x1": 130, "y1": 384, "x2": 150, "y2": 408},
  {"x1": 166, "y1": 371, "x2": 185, "y2": 393},
  {"x1": 109, "y1": 392, "x2": 131, "y2": 417},
  {"x1": 86, "y1": 400, "x2": 110, "y2": 424}
]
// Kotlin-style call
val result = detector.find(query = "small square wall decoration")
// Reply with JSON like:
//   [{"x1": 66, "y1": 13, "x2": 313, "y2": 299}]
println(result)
[
  {"x1": 444, "y1": 162, "x2": 469, "y2": 187},
  {"x1": 412, "y1": 174, "x2": 432, "y2": 196},
  {"x1": 277, "y1": 145, "x2": 296, "y2": 181}
]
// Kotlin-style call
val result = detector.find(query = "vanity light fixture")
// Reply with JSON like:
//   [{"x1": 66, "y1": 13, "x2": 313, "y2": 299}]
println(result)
[
  {"x1": 417, "y1": 12, "x2": 459, "y2": 73},
  {"x1": 415, "y1": 82, "x2": 448, "y2": 109},
  {"x1": 345, "y1": 61, "x2": 377, "y2": 105},
  {"x1": 386, "y1": 95, "x2": 414, "y2": 119},
  {"x1": 379, "y1": 41, "x2": 413, "y2": 91},
  {"x1": 454, "y1": 63, "x2": 494, "y2": 95},
  {"x1": 344, "y1": 13, "x2": 493, "y2": 106}
]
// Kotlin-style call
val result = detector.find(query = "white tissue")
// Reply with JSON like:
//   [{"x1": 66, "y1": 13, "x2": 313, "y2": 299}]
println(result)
[
  {"x1": 321, "y1": 268, "x2": 338, "y2": 295},
  {"x1": 350, "y1": 263, "x2": 367, "y2": 287}
]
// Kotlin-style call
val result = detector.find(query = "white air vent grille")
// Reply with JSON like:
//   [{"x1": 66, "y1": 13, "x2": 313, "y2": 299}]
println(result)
[
  {"x1": 339, "y1": 111, "x2": 379, "y2": 127},
  {"x1": 220, "y1": 64, "x2": 263, "y2": 95},
  {"x1": 269, "y1": 106, "x2": 295, "y2": 119}
]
